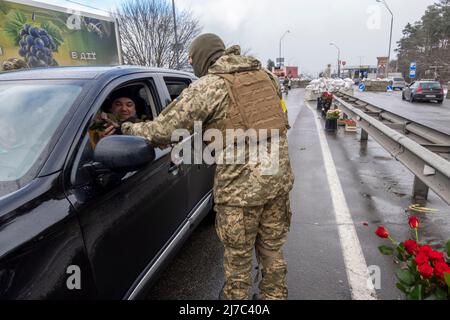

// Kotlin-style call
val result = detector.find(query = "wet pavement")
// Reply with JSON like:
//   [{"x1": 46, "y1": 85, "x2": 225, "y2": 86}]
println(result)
[
  {"x1": 146, "y1": 88, "x2": 450, "y2": 300},
  {"x1": 354, "y1": 90, "x2": 450, "y2": 135}
]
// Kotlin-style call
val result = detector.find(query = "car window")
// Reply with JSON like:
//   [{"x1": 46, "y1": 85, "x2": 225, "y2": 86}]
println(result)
[
  {"x1": 394, "y1": 78, "x2": 404, "y2": 82},
  {"x1": 0, "y1": 83, "x2": 82, "y2": 184},
  {"x1": 163, "y1": 77, "x2": 191, "y2": 102},
  {"x1": 421, "y1": 82, "x2": 441, "y2": 89},
  {"x1": 71, "y1": 81, "x2": 158, "y2": 186}
]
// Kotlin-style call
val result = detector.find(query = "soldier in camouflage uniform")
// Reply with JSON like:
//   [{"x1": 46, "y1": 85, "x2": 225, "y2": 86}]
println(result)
[
  {"x1": 1, "y1": 58, "x2": 27, "y2": 71},
  {"x1": 122, "y1": 33, "x2": 294, "y2": 300}
]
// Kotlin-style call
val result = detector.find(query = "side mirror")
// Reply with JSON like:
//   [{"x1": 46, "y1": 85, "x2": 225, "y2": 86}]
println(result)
[{"x1": 94, "y1": 136, "x2": 156, "y2": 172}]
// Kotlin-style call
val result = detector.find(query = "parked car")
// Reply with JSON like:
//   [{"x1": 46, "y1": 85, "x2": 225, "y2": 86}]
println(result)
[
  {"x1": 402, "y1": 80, "x2": 444, "y2": 104},
  {"x1": 0, "y1": 66, "x2": 215, "y2": 299},
  {"x1": 390, "y1": 77, "x2": 406, "y2": 90}
]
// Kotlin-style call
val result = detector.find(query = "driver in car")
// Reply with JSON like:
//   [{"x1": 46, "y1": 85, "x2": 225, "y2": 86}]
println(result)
[{"x1": 89, "y1": 89, "x2": 147, "y2": 149}]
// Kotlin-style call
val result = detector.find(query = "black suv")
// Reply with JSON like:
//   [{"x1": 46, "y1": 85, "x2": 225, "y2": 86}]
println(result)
[
  {"x1": 402, "y1": 80, "x2": 445, "y2": 103},
  {"x1": 0, "y1": 66, "x2": 215, "y2": 299}
]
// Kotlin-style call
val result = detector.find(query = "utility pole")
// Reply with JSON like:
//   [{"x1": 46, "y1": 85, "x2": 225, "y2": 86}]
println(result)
[
  {"x1": 357, "y1": 56, "x2": 365, "y2": 78},
  {"x1": 377, "y1": 0, "x2": 394, "y2": 78},
  {"x1": 279, "y1": 30, "x2": 290, "y2": 68},
  {"x1": 172, "y1": 0, "x2": 180, "y2": 70},
  {"x1": 330, "y1": 43, "x2": 341, "y2": 78}
]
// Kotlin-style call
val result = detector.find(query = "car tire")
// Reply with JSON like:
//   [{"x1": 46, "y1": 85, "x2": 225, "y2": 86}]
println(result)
[
  {"x1": 402, "y1": 93, "x2": 405, "y2": 100},
  {"x1": 410, "y1": 94, "x2": 415, "y2": 103},
  {"x1": 437, "y1": 100, "x2": 443, "y2": 104}
]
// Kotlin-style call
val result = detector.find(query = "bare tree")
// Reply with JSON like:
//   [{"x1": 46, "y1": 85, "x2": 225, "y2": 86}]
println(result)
[{"x1": 116, "y1": 0, "x2": 201, "y2": 69}]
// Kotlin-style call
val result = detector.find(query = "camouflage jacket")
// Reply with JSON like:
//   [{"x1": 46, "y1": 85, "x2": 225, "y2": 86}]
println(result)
[
  {"x1": 122, "y1": 46, "x2": 294, "y2": 206},
  {"x1": 89, "y1": 112, "x2": 147, "y2": 149}
]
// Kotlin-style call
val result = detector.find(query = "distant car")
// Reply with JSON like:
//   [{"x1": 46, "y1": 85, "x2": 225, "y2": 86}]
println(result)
[
  {"x1": 402, "y1": 80, "x2": 444, "y2": 104},
  {"x1": 390, "y1": 77, "x2": 406, "y2": 90}
]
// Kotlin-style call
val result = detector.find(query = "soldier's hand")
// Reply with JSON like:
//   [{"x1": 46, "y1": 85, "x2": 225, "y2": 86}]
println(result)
[{"x1": 157, "y1": 144, "x2": 172, "y2": 150}]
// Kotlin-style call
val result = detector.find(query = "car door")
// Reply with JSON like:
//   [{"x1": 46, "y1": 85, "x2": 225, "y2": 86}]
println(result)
[
  {"x1": 157, "y1": 73, "x2": 215, "y2": 214},
  {"x1": 65, "y1": 75, "x2": 189, "y2": 299},
  {"x1": 406, "y1": 82, "x2": 415, "y2": 99}
]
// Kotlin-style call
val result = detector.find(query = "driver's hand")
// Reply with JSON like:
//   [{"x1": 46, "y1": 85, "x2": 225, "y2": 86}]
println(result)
[{"x1": 99, "y1": 125, "x2": 116, "y2": 139}]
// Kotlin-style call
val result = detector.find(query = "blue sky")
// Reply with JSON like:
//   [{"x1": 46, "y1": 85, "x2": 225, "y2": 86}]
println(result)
[{"x1": 42, "y1": 0, "x2": 439, "y2": 75}]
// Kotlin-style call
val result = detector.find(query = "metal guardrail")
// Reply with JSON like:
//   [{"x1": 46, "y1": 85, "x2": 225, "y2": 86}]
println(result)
[{"x1": 333, "y1": 92, "x2": 450, "y2": 205}]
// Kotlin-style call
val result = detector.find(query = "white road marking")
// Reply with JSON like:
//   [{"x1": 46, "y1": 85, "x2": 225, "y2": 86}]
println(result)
[{"x1": 305, "y1": 101, "x2": 378, "y2": 300}]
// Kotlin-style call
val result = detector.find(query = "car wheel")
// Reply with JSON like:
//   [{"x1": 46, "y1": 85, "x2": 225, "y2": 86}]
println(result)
[
  {"x1": 437, "y1": 100, "x2": 443, "y2": 104},
  {"x1": 402, "y1": 92, "x2": 405, "y2": 100},
  {"x1": 410, "y1": 94, "x2": 415, "y2": 103}
]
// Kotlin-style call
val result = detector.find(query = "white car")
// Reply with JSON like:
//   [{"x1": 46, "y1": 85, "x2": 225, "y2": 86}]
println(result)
[{"x1": 390, "y1": 77, "x2": 406, "y2": 90}]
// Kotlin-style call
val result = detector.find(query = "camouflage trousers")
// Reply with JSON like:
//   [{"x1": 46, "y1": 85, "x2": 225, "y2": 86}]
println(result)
[{"x1": 215, "y1": 195, "x2": 292, "y2": 300}]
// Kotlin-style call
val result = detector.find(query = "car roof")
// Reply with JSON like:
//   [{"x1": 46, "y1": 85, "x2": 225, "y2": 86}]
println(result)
[{"x1": 0, "y1": 66, "x2": 196, "y2": 81}]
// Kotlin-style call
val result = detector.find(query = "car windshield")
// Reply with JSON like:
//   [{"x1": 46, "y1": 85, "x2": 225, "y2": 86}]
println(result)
[
  {"x1": 421, "y1": 82, "x2": 441, "y2": 89},
  {"x1": 0, "y1": 83, "x2": 82, "y2": 189}
]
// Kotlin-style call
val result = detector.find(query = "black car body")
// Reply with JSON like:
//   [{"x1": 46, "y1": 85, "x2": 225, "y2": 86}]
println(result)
[
  {"x1": 0, "y1": 66, "x2": 215, "y2": 299},
  {"x1": 402, "y1": 80, "x2": 445, "y2": 103}
]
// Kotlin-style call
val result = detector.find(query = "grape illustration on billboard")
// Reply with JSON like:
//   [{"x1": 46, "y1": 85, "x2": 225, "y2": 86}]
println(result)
[{"x1": 0, "y1": 0, "x2": 121, "y2": 71}]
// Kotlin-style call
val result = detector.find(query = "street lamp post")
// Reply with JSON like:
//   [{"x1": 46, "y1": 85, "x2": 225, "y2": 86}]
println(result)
[
  {"x1": 329, "y1": 43, "x2": 341, "y2": 78},
  {"x1": 377, "y1": 0, "x2": 393, "y2": 78},
  {"x1": 357, "y1": 55, "x2": 365, "y2": 78},
  {"x1": 279, "y1": 30, "x2": 290, "y2": 68}
]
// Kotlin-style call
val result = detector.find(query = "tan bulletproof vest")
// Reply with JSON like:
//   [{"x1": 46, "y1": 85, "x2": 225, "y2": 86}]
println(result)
[{"x1": 207, "y1": 70, "x2": 287, "y2": 140}]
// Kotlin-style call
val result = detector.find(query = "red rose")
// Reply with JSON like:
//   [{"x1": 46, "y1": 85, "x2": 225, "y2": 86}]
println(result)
[
  {"x1": 408, "y1": 216, "x2": 420, "y2": 229},
  {"x1": 429, "y1": 250, "x2": 445, "y2": 263},
  {"x1": 434, "y1": 261, "x2": 450, "y2": 280},
  {"x1": 415, "y1": 254, "x2": 429, "y2": 266},
  {"x1": 375, "y1": 227, "x2": 389, "y2": 239},
  {"x1": 418, "y1": 245, "x2": 432, "y2": 257},
  {"x1": 404, "y1": 240, "x2": 419, "y2": 255},
  {"x1": 418, "y1": 264, "x2": 434, "y2": 279}
]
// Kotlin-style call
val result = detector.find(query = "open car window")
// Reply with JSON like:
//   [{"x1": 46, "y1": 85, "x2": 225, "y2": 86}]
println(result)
[{"x1": 71, "y1": 81, "x2": 159, "y2": 187}]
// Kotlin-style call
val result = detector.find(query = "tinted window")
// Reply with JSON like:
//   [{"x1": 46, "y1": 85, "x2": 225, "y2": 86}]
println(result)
[
  {"x1": 420, "y1": 82, "x2": 441, "y2": 89},
  {"x1": 0, "y1": 83, "x2": 82, "y2": 183},
  {"x1": 163, "y1": 77, "x2": 191, "y2": 102}
]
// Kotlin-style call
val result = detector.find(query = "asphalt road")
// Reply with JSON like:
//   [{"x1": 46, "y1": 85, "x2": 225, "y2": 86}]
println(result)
[
  {"x1": 354, "y1": 90, "x2": 450, "y2": 135},
  {"x1": 146, "y1": 89, "x2": 450, "y2": 300}
]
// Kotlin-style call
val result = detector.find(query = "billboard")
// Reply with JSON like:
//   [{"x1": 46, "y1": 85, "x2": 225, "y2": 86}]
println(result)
[{"x1": 0, "y1": 0, "x2": 121, "y2": 70}]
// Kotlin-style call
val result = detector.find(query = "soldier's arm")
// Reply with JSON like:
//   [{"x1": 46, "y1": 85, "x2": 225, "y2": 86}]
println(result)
[{"x1": 122, "y1": 76, "x2": 227, "y2": 146}]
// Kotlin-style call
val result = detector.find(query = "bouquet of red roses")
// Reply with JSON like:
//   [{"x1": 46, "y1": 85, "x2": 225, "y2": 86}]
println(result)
[{"x1": 375, "y1": 216, "x2": 450, "y2": 300}]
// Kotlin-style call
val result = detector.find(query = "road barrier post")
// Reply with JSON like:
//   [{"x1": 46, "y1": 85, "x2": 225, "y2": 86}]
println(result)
[
  {"x1": 413, "y1": 176, "x2": 429, "y2": 203},
  {"x1": 359, "y1": 128, "x2": 369, "y2": 141}
]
